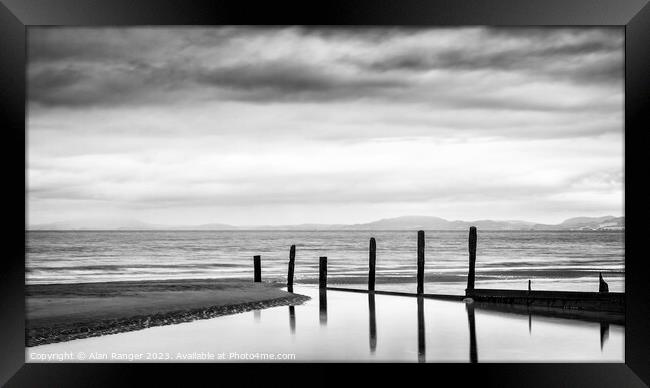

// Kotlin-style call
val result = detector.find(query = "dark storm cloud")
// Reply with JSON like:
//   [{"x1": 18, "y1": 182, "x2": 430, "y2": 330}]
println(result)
[
  {"x1": 193, "y1": 61, "x2": 408, "y2": 102},
  {"x1": 28, "y1": 60, "x2": 409, "y2": 107},
  {"x1": 29, "y1": 63, "x2": 160, "y2": 107},
  {"x1": 359, "y1": 28, "x2": 623, "y2": 84},
  {"x1": 365, "y1": 45, "x2": 621, "y2": 84},
  {"x1": 27, "y1": 27, "x2": 623, "y2": 110}
]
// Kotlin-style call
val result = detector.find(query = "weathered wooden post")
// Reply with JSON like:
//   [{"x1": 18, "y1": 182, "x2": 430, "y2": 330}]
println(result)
[
  {"x1": 417, "y1": 231, "x2": 425, "y2": 295},
  {"x1": 599, "y1": 272, "x2": 609, "y2": 293},
  {"x1": 287, "y1": 245, "x2": 296, "y2": 293},
  {"x1": 528, "y1": 279, "x2": 531, "y2": 292},
  {"x1": 466, "y1": 226, "x2": 477, "y2": 293},
  {"x1": 369, "y1": 238, "x2": 376, "y2": 291},
  {"x1": 253, "y1": 255, "x2": 261, "y2": 283},
  {"x1": 319, "y1": 256, "x2": 327, "y2": 289}
]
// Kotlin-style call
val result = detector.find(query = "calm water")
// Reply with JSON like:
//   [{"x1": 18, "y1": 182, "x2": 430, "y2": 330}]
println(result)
[
  {"x1": 26, "y1": 286, "x2": 623, "y2": 362},
  {"x1": 26, "y1": 230, "x2": 624, "y2": 295}
]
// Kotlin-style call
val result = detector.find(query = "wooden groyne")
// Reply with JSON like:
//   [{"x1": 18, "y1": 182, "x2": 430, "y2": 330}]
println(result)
[
  {"x1": 462, "y1": 226, "x2": 624, "y2": 315},
  {"x1": 250, "y1": 227, "x2": 624, "y2": 318}
]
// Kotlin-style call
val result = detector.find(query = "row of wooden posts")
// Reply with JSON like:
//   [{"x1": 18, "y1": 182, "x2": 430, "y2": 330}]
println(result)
[{"x1": 253, "y1": 226, "x2": 480, "y2": 294}]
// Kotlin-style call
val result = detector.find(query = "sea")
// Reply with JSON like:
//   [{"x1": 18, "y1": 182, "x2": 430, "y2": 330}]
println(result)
[{"x1": 26, "y1": 230, "x2": 624, "y2": 295}]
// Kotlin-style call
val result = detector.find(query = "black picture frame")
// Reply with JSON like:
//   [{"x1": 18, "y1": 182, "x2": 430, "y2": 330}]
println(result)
[{"x1": 1, "y1": 0, "x2": 648, "y2": 386}]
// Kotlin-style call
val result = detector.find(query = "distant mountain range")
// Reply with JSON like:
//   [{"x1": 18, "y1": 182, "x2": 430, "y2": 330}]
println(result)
[{"x1": 29, "y1": 215, "x2": 624, "y2": 231}]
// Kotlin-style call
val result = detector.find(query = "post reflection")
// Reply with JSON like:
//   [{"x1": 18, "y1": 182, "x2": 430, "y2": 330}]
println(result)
[
  {"x1": 289, "y1": 306, "x2": 296, "y2": 334},
  {"x1": 528, "y1": 312, "x2": 532, "y2": 335},
  {"x1": 600, "y1": 321, "x2": 609, "y2": 350},
  {"x1": 254, "y1": 309, "x2": 261, "y2": 322},
  {"x1": 417, "y1": 296, "x2": 425, "y2": 363},
  {"x1": 368, "y1": 293, "x2": 377, "y2": 353},
  {"x1": 466, "y1": 302, "x2": 478, "y2": 363},
  {"x1": 319, "y1": 289, "x2": 328, "y2": 326}
]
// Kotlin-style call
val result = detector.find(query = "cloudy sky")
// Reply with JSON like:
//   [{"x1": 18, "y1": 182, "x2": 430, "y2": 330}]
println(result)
[{"x1": 27, "y1": 27, "x2": 624, "y2": 227}]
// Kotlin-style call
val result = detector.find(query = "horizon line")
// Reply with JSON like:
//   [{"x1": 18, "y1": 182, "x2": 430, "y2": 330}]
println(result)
[{"x1": 27, "y1": 214, "x2": 625, "y2": 229}]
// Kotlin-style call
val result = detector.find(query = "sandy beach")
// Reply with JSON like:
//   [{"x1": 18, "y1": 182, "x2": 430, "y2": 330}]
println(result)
[{"x1": 26, "y1": 279, "x2": 310, "y2": 347}]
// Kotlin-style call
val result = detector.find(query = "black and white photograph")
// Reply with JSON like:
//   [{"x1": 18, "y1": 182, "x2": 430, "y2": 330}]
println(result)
[{"x1": 25, "y1": 26, "x2": 625, "y2": 363}]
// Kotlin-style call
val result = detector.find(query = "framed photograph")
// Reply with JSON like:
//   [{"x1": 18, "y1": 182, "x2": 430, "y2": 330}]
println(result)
[{"x1": 1, "y1": 0, "x2": 648, "y2": 386}]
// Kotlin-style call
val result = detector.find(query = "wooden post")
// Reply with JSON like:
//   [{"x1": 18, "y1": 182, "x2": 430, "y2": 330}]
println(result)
[
  {"x1": 287, "y1": 245, "x2": 296, "y2": 293},
  {"x1": 599, "y1": 272, "x2": 609, "y2": 293},
  {"x1": 417, "y1": 231, "x2": 425, "y2": 295},
  {"x1": 369, "y1": 238, "x2": 376, "y2": 291},
  {"x1": 319, "y1": 256, "x2": 327, "y2": 289},
  {"x1": 253, "y1": 255, "x2": 261, "y2": 283},
  {"x1": 528, "y1": 279, "x2": 531, "y2": 292},
  {"x1": 466, "y1": 226, "x2": 477, "y2": 292}
]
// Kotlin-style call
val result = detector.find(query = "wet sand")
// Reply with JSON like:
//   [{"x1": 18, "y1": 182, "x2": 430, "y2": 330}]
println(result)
[{"x1": 26, "y1": 279, "x2": 310, "y2": 347}]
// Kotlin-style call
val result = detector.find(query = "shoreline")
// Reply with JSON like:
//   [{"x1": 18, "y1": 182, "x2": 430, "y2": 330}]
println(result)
[{"x1": 26, "y1": 279, "x2": 310, "y2": 347}]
